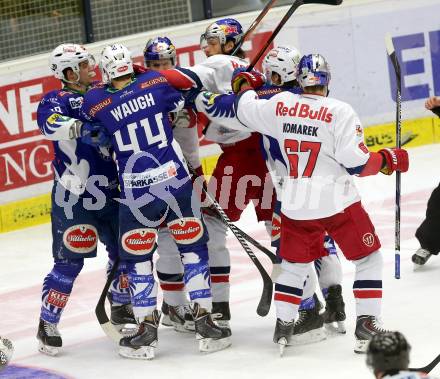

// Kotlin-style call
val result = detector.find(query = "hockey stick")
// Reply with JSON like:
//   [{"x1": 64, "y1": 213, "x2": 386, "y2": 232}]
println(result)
[
  {"x1": 247, "y1": 0, "x2": 343, "y2": 71},
  {"x1": 231, "y1": 0, "x2": 278, "y2": 57},
  {"x1": 409, "y1": 354, "x2": 440, "y2": 373},
  {"x1": 95, "y1": 258, "x2": 124, "y2": 342},
  {"x1": 385, "y1": 33, "x2": 402, "y2": 280},
  {"x1": 190, "y1": 166, "x2": 273, "y2": 316}
]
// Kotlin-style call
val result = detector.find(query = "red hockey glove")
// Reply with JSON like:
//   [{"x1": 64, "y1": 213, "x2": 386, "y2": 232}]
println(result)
[
  {"x1": 231, "y1": 70, "x2": 265, "y2": 94},
  {"x1": 133, "y1": 64, "x2": 147, "y2": 74},
  {"x1": 378, "y1": 148, "x2": 409, "y2": 175}
]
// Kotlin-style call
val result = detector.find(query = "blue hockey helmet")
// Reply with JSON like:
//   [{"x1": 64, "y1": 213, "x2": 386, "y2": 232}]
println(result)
[
  {"x1": 144, "y1": 37, "x2": 176, "y2": 66},
  {"x1": 297, "y1": 54, "x2": 331, "y2": 88},
  {"x1": 205, "y1": 18, "x2": 243, "y2": 46}
]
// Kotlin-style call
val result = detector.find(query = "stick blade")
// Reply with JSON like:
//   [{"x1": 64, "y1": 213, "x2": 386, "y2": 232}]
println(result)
[
  {"x1": 385, "y1": 33, "x2": 396, "y2": 56},
  {"x1": 385, "y1": 32, "x2": 402, "y2": 92},
  {"x1": 256, "y1": 280, "x2": 273, "y2": 317},
  {"x1": 303, "y1": 0, "x2": 343, "y2": 5}
]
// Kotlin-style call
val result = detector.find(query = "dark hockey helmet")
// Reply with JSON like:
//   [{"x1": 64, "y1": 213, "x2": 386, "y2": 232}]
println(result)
[
  {"x1": 144, "y1": 37, "x2": 176, "y2": 66},
  {"x1": 366, "y1": 331, "x2": 411, "y2": 373}
]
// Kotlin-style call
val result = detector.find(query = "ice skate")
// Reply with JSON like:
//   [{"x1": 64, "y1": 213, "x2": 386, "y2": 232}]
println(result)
[
  {"x1": 119, "y1": 310, "x2": 160, "y2": 360},
  {"x1": 111, "y1": 303, "x2": 138, "y2": 336},
  {"x1": 273, "y1": 319, "x2": 294, "y2": 357},
  {"x1": 354, "y1": 315, "x2": 390, "y2": 354},
  {"x1": 161, "y1": 302, "x2": 194, "y2": 333},
  {"x1": 192, "y1": 303, "x2": 231, "y2": 353},
  {"x1": 212, "y1": 301, "x2": 231, "y2": 331},
  {"x1": 323, "y1": 285, "x2": 346, "y2": 334},
  {"x1": 37, "y1": 319, "x2": 62, "y2": 356},
  {"x1": 290, "y1": 302, "x2": 327, "y2": 346},
  {"x1": 412, "y1": 248, "x2": 432, "y2": 268}
]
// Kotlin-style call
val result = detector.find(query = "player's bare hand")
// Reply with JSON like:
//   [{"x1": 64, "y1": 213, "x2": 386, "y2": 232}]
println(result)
[{"x1": 425, "y1": 96, "x2": 440, "y2": 110}]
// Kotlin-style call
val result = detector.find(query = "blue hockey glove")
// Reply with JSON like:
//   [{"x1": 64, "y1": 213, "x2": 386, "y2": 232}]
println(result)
[{"x1": 80, "y1": 122, "x2": 112, "y2": 147}]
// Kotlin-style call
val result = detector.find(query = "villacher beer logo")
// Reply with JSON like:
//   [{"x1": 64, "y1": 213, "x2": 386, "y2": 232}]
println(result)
[
  {"x1": 122, "y1": 228, "x2": 156, "y2": 255},
  {"x1": 63, "y1": 224, "x2": 98, "y2": 253},
  {"x1": 168, "y1": 218, "x2": 203, "y2": 244}
]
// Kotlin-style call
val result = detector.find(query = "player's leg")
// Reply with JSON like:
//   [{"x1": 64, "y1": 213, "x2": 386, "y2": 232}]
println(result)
[
  {"x1": 274, "y1": 214, "x2": 325, "y2": 353},
  {"x1": 117, "y1": 203, "x2": 159, "y2": 360},
  {"x1": 38, "y1": 189, "x2": 96, "y2": 356},
  {"x1": 205, "y1": 151, "x2": 236, "y2": 329},
  {"x1": 325, "y1": 201, "x2": 388, "y2": 353},
  {"x1": 314, "y1": 236, "x2": 346, "y2": 333},
  {"x1": 156, "y1": 227, "x2": 193, "y2": 332},
  {"x1": 168, "y1": 184, "x2": 231, "y2": 352},
  {"x1": 413, "y1": 183, "x2": 440, "y2": 266},
  {"x1": 96, "y1": 198, "x2": 136, "y2": 333}
]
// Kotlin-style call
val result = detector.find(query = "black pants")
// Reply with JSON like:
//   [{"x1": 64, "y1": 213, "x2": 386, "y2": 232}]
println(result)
[{"x1": 416, "y1": 182, "x2": 440, "y2": 255}]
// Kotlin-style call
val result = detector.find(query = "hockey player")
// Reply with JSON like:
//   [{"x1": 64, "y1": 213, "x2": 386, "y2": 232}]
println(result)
[
  {"x1": 196, "y1": 47, "x2": 345, "y2": 344},
  {"x1": 221, "y1": 53, "x2": 409, "y2": 353},
  {"x1": 143, "y1": 36, "x2": 200, "y2": 332},
  {"x1": 261, "y1": 46, "x2": 346, "y2": 339},
  {"x1": 36, "y1": 44, "x2": 131, "y2": 356},
  {"x1": 412, "y1": 96, "x2": 440, "y2": 267},
  {"x1": 367, "y1": 331, "x2": 438, "y2": 378},
  {"x1": 81, "y1": 44, "x2": 231, "y2": 359},
  {"x1": 168, "y1": 18, "x2": 276, "y2": 332}
]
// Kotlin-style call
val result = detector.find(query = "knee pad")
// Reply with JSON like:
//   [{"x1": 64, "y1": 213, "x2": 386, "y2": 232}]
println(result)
[
  {"x1": 353, "y1": 250, "x2": 383, "y2": 276},
  {"x1": 180, "y1": 245, "x2": 209, "y2": 265},
  {"x1": 52, "y1": 259, "x2": 84, "y2": 279}
]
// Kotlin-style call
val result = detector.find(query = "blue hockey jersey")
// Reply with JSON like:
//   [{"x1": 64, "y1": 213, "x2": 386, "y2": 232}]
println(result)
[
  {"x1": 81, "y1": 70, "x2": 189, "y2": 200},
  {"x1": 37, "y1": 87, "x2": 119, "y2": 197}
]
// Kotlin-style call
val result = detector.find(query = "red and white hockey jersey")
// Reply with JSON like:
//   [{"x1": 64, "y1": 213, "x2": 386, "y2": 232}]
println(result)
[{"x1": 235, "y1": 90, "x2": 371, "y2": 220}]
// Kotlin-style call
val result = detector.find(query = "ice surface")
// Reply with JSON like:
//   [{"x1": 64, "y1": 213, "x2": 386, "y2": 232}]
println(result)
[{"x1": 1, "y1": 144, "x2": 439, "y2": 379}]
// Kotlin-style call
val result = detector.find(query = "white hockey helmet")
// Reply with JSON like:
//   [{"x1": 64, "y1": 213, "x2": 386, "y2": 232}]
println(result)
[
  {"x1": 49, "y1": 44, "x2": 96, "y2": 83},
  {"x1": 262, "y1": 46, "x2": 302, "y2": 85},
  {"x1": 100, "y1": 44, "x2": 134, "y2": 83}
]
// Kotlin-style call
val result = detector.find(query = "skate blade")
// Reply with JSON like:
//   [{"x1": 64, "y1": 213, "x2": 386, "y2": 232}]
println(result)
[
  {"x1": 161, "y1": 314, "x2": 173, "y2": 327},
  {"x1": 119, "y1": 345, "x2": 156, "y2": 360},
  {"x1": 113, "y1": 323, "x2": 139, "y2": 337},
  {"x1": 277, "y1": 337, "x2": 287, "y2": 357},
  {"x1": 325, "y1": 321, "x2": 346, "y2": 335},
  {"x1": 198, "y1": 336, "x2": 231, "y2": 353},
  {"x1": 289, "y1": 327, "x2": 327, "y2": 346},
  {"x1": 38, "y1": 342, "x2": 59, "y2": 356},
  {"x1": 413, "y1": 262, "x2": 425, "y2": 271},
  {"x1": 172, "y1": 322, "x2": 194, "y2": 334},
  {"x1": 354, "y1": 338, "x2": 369, "y2": 354}
]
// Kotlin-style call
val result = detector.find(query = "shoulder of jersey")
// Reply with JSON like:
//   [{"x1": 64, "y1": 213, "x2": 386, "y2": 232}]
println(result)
[
  {"x1": 136, "y1": 70, "x2": 169, "y2": 87},
  {"x1": 325, "y1": 96, "x2": 355, "y2": 114},
  {"x1": 256, "y1": 85, "x2": 284, "y2": 99},
  {"x1": 203, "y1": 54, "x2": 238, "y2": 67}
]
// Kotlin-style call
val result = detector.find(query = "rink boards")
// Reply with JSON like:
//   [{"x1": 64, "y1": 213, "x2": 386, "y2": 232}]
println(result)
[{"x1": 1, "y1": 0, "x2": 440, "y2": 232}]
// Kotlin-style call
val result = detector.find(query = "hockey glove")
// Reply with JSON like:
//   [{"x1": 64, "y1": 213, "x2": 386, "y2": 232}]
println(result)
[
  {"x1": 133, "y1": 63, "x2": 148, "y2": 74},
  {"x1": 231, "y1": 70, "x2": 265, "y2": 94},
  {"x1": 378, "y1": 148, "x2": 409, "y2": 175},
  {"x1": 80, "y1": 122, "x2": 112, "y2": 147}
]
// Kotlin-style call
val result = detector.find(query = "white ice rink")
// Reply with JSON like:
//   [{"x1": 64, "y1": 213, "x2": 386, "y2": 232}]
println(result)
[{"x1": 1, "y1": 144, "x2": 439, "y2": 379}]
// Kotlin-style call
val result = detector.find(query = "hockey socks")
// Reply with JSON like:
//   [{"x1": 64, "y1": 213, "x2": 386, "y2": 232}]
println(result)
[{"x1": 40, "y1": 259, "x2": 83, "y2": 324}]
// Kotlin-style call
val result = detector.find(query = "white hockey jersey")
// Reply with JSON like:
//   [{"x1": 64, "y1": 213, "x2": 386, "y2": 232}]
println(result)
[
  {"x1": 383, "y1": 371, "x2": 438, "y2": 379},
  {"x1": 185, "y1": 54, "x2": 252, "y2": 144},
  {"x1": 235, "y1": 90, "x2": 371, "y2": 220}
]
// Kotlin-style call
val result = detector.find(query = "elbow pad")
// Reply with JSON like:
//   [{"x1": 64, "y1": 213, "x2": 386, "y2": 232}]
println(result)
[{"x1": 43, "y1": 113, "x2": 82, "y2": 141}]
